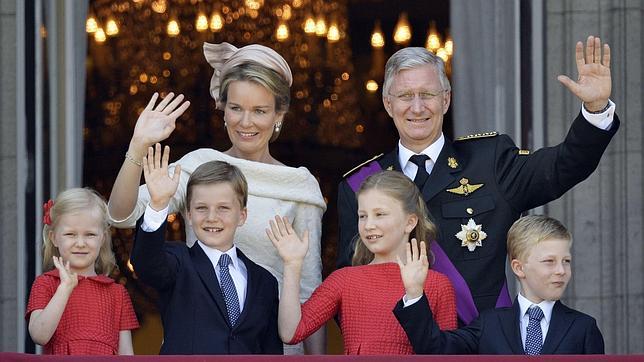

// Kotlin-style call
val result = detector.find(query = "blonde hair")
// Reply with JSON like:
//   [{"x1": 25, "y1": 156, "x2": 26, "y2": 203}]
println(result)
[
  {"x1": 42, "y1": 188, "x2": 116, "y2": 275},
  {"x1": 352, "y1": 171, "x2": 437, "y2": 266},
  {"x1": 507, "y1": 215, "x2": 572, "y2": 262}
]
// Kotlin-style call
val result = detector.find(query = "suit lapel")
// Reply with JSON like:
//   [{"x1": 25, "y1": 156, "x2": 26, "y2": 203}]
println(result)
[
  {"x1": 421, "y1": 140, "x2": 460, "y2": 202},
  {"x1": 232, "y1": 249, "x2": 256, "y2": 329},
  {"x1": 541, "y1": 301, "x2": 575, "y2": 354},
  {"x1": 498, "y1": 301, "x2": 525, "y2": 354},
  {"x1": 190, "y1": 244, "x2": 230, "y2": 326}
]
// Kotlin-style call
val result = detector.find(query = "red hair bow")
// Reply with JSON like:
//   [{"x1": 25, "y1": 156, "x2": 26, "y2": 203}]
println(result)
[{"x1": 43, "y1": 199, "x2": 54, "y2": 225}]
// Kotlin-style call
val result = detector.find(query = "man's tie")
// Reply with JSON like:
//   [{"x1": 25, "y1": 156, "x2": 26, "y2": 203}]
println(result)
[
  {"x1": 524, "y1": 305, "x2": 544, "y2": 355},
  {"x1": 409, "y1": 154, "x2": 431, "y2": 190},
  {"x1": 218, "y1": 254, "x2": 240, "y2": 326}
]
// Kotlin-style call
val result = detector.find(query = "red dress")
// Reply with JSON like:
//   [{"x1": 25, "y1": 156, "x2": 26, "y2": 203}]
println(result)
[
  {"x1": 25, "y1": 270, "x2": 139, "y2": 355},
  {"x1": 290, "y1": 263, "x2": 457, "y2": 354}
]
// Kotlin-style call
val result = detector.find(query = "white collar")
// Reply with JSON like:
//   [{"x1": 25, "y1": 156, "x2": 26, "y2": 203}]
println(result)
[
  {"x1": 398, "y1": 133, "x2": 445, "y2": 168},
  {"x1": 517, "y1": 292, "x2": 556, "y2": 324},
  {"x1": 197, "y1": 241, "x2": 241, "y2": 271}
]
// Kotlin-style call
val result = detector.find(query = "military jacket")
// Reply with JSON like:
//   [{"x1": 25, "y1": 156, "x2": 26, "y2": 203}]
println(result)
[{"x1": 337, "y1": 112, "x2": 620, "y2": 317}]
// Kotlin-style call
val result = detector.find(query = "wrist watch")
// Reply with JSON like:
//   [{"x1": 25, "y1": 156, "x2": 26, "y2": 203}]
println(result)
[{"x1": 584, "y1": 101, "x2": 611, "y2": 114}]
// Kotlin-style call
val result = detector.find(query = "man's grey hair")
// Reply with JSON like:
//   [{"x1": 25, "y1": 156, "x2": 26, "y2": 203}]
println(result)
[{"x1": 382, "y1": 47, "x2": 451, "y2": 98}]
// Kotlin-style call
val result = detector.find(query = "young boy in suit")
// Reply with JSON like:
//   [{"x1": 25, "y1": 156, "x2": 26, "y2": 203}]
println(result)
[
  {"x1": 394, "y1": 215, "x2": 604, "y2": 355},
  {"x1": 130, "y1": 145, "x2": 282, "y2": 354}
]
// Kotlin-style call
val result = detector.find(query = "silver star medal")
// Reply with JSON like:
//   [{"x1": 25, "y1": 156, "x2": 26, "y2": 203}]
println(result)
[{"x1": 456, "y1": 218, "x2": 487, "y2": 251}]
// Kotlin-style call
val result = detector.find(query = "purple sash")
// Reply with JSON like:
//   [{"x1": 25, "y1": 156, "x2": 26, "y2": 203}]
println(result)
[
  {"x1": 347, "y1": 161, "x2": 382, "y2": 192},
  {"x1": 346, "y1": 160, "x2": 513, "y2": 322},
  {"x1": 495, "y1": 279, "x2": 512, "y2": 308},
  {"x1": 430, "y1": 241, "x2": 479, "y2": 324},
  {"x1": 431, "y1": 241, "x2": 513, "y2": 324}
]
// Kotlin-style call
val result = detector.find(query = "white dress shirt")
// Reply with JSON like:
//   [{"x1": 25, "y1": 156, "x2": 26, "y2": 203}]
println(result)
[
  {"x1": 581, "y1": 100, "x2": 616, "y2": 131},
  {"x1": 399, "y1": 133, "x2": 445, "y2": 179},
  {"x1": 402, "y1": 293, "x2": 422, "y2": 307},
  {"x1": 517, "y1": 293, "x2": 555, "y2": 348},
  {"x1": 141, "y1": 204, "x2": 248, "y2": 311},
  {"x1": 199, "y1": 242, "x2": 248, "y2": 312}
]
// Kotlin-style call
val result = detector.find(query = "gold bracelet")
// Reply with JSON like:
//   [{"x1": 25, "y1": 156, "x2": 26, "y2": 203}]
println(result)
[{"x1": 124, "y1": 152, "x2": 142, "y2": 167}]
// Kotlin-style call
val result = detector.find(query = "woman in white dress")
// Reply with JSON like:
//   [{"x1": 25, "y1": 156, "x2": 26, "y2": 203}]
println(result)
[{"x1": 107, "y1": 42, "x2": 326, "y2": 354}]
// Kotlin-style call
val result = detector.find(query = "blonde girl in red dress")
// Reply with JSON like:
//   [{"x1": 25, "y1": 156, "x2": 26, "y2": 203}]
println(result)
[
  {"x1": 26, "y1": 188, "x2": 139, "y2": 355},
  {"x1": 268, "y1": 171, "x2": 457, "y2": 354}
]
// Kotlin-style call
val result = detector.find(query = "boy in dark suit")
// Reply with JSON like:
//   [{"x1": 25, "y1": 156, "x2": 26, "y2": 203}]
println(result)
[
  {"x1": 130, "y1": 145, "x2": 282, "y2": 354},
  {"x1": 394, "y1": 215, "x2": 604, "y2": 355}
]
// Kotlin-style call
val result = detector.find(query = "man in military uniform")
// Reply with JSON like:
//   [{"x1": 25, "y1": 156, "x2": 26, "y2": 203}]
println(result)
[{"x1": 337, "y1": 36, "x2": 619, "y2": 324}]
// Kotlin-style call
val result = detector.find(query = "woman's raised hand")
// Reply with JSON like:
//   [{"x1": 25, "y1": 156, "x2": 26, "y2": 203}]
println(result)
[
  {"x1": 266, "y1": 215, "x2": 309, "y2": 266},
  {"x1": 131, "y1": 92, "x2": 190, "y2": 152},
  {"x1": 397, "y1": 238, "x2": 429, "y2": 300}
]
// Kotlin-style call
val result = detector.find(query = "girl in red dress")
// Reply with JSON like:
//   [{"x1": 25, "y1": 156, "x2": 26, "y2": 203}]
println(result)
[
  {"x1": 26, "y1": 188, "x2": 139, "y2": 355},
  {"x1": 268, "y1": 171, "x2": 457, "y2": 354}
]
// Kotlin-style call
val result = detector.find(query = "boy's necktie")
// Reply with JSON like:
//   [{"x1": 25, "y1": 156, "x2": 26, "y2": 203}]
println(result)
[
  {"x1": 524, "y1": 305, "x2": 544, "y2": 355},
  {"x1": 409, "y1": 154, "x2": 431, "y2": 189},
  {"x1": 218, "y1": 254, "x2": 240, "y2": 326}
]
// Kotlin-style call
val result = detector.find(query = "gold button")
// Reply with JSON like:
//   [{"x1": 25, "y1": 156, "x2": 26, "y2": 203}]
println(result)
[{"x1": 466, "y1": 208, "x2": 473, "y2": 215}]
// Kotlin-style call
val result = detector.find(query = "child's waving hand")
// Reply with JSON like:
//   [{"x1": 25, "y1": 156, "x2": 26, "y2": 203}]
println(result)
[
  {"x1": 397, "y1": 238, "x2": 429, "y2": 300},
  {"x1": 143, "y1": 143, "x2": 181, "y2": 211}
]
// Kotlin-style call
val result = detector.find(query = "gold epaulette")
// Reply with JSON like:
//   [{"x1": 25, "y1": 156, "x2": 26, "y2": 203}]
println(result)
[
  {"x1": 455, "y1": 131, "x2": 498, "y2": 141},
  {"x1": 342, "y1": 153, "x2": 384, "y2": 178}
]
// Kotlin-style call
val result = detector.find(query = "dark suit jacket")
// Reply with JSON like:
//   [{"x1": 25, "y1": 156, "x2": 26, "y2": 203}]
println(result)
[
  {"x1": 131, "y1": 219, "x2": 283, "y2": 355},
  {"x1": 394, "y1": 294, "x2": 605, "y2": 354},
  {"x1": 338, "y1": 113, "x2": 619, "y2": 314}
]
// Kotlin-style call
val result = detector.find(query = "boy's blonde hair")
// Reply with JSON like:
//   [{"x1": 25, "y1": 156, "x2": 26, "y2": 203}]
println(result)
[
  {"x1": 507, "y1": 215, "x2": 572, "y2": 262},
  {"x1": 42, "y1": 188, "x2": 116, "y2": 275},
  {"x1": 352, "y1": 170, "x2": 437, "y2": 266}
]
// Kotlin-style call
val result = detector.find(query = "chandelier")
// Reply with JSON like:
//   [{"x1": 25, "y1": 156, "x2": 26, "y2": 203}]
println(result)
[
  {"x1": 364, "y1": 15, "x2": 453, "y2": 95},
  {"x1": 85, "y1": 0, "x2": 363, "y2": 150}
]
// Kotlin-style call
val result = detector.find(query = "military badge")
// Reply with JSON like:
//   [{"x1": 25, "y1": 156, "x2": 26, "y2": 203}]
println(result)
[
  {"x1": 386, "y1": 166, "x2": 393, "y2": 170},
  {"x1": 447, "y1": 157, "x2": 458, "y2": 169},
  {"x1": 456, "y1": 218, "x2": 487, "y2": 251},
  {"x1": 446, "y1": 178, "x2": 484, "y2": 196}
]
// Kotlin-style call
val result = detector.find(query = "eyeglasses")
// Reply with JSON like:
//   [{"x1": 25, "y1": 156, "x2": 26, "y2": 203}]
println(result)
[{"x1": 389, "y1": 90, "x2": 445, "y2": 103}]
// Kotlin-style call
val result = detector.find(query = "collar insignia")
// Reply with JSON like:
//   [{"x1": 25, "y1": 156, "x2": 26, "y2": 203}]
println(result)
[
  {"x1": 456, "y1": 218, "x2": 487, "y2": 251},
  {"x1": 447, "y1": 157, "x2": 458, "y2": 169},
  {"x1": 446, "y1": 178, "x2": 484, "y2": 196}
]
